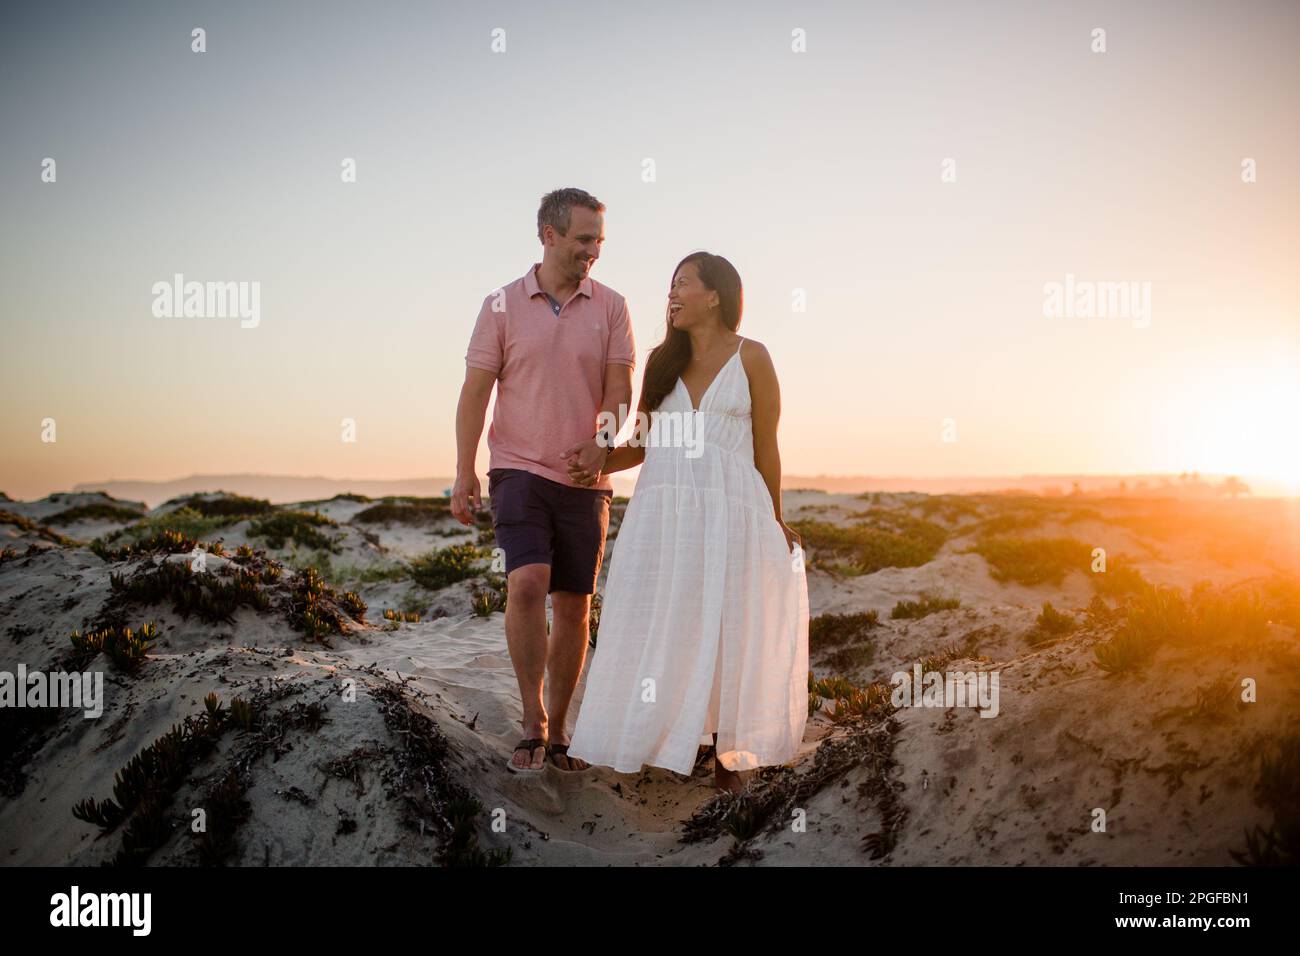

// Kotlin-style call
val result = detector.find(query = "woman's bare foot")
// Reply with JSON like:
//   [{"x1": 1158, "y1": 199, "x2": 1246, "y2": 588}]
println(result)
[
  {"x1": 710, "y1": 733, "x2": 743, "y2": 793},
  {"x1": 714, "y1": 757, "x2": 743, "y2": 794}
]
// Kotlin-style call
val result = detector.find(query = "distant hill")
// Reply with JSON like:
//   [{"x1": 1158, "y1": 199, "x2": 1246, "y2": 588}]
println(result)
[
  {"x1": 70, "y1": 475, "x2": 458, "y2": 509},
  {"x1": 65, "y1": 470, "x2": 1281, "y2": 510},
  {"x1": 780, "y1": 472, "x2": 1272, "y2": 498}
]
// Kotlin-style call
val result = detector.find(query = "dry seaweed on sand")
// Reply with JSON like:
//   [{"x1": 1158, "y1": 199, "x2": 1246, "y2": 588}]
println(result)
[
  {"x1": 681, "y1": 711, "x2": 907, "y2": 864},
  {"x1": 370, "y1": 682, "x2": 510, "y2": 866}
]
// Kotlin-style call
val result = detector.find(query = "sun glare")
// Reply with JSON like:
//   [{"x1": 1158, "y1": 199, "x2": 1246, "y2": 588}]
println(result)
[{"x1": 1187, "y1": 362, "x2": 1300, "y2": 493}]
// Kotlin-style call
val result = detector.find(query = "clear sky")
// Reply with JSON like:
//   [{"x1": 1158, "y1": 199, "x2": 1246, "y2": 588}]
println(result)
[{"x1": 2, "y1": 0, "x2": 1298, "y2": 500}]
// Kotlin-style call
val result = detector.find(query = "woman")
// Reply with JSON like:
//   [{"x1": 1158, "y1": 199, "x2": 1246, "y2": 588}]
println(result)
[{"x1": 565, "y1": 251, "x2": 809, "y2": 794}]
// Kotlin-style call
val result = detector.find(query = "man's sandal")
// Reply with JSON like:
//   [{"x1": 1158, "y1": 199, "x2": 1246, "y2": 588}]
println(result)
[
  {"x1": 546, "y1": 742, "x2": 587, "y2": 773},
  {"x1": 507, "y1": 737, "x2": 547, "y2": 774}
]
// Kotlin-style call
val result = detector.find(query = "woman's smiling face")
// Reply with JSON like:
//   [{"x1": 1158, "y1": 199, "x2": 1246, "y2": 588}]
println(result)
[{"x1": 668, "y1": 260, "x2": 719, "y2": 330}]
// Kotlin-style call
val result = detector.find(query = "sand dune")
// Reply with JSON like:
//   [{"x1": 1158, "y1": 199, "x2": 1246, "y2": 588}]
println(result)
[{"x1": 2, "y1": 488, "x2": 1297, "y2": 866}]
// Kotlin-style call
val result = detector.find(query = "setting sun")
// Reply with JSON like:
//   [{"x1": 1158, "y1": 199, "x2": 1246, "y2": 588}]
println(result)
[{"x1": 1186, "y1": 359, "x2": 1300, "y2": 493}]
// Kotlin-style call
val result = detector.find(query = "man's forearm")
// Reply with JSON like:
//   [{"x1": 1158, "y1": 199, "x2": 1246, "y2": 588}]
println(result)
[
  {"x1": 455, "y1": 387, "x2": 490, "y2": 475},
  {"x1": 596, "y1": 381, "x2": 632, "y2": 444}
]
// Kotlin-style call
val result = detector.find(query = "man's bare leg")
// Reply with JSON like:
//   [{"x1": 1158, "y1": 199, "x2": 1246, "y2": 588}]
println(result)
[
  {"x1": 504, "y1": 563, "x2": 551, "y2": 770},
  {"x1": 545, "y1": 590, "x2": 592, "y2": 770}
]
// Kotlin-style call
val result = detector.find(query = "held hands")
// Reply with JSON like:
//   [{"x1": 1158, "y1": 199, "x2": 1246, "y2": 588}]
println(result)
[
  {"x1": 450, "y1": 472, "x2": 481, "y2": 525},
  {"x1": 562, "y1": 436, "x2": 607, "y2": 487}
]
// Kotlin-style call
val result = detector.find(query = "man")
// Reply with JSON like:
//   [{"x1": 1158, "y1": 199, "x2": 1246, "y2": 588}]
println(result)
[{"x1": 451, "y1": 187, "x2": 635, "y2": 773}]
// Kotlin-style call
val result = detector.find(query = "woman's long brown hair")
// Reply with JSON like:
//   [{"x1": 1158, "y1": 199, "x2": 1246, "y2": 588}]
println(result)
[{"x1": 641, "y1": 251, "x2": 744, "y2": 412}]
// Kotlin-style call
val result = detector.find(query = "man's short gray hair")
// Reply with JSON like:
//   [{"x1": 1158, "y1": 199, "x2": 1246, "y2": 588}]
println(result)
[{"x1": 537, "y1": 187, "x2": 605, "y2": 242}]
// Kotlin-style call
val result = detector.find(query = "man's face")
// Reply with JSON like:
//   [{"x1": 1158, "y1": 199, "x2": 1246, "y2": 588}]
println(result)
[{"x1": 546, "y1": 207, "x2": 604, "y2": 281}]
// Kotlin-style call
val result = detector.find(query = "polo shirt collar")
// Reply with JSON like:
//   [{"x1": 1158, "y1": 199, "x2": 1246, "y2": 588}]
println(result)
[{"x1": 525, "y1": 262, "x2": 592, "y2": 301}]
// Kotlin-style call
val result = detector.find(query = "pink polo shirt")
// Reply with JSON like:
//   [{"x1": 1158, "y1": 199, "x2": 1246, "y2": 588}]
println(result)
[{"x1": 465, "y1": 263, "x2": 636, "y2": 490}]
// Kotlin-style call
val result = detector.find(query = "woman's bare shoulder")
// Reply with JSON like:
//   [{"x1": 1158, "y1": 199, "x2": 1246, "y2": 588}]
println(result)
[{"x1": 739, "y1": 336, "x2": 776, "y2": 376}]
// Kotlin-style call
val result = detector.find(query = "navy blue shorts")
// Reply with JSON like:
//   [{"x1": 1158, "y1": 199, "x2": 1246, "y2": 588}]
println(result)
[{"x1": 486, "y1": 468, "x2": 613, "y2": 595}]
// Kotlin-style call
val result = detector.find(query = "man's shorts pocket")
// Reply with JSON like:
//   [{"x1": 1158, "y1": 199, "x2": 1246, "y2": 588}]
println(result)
[{"x1": 487, "y1": 468, "x2": 525, "y2": 526}]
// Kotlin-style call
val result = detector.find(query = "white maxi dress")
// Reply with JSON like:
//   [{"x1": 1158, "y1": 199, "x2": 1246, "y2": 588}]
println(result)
[{"x1": 568, "y1": 338, "x2": 810, "y2": 774}]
